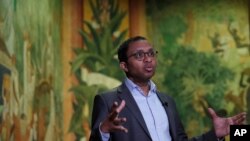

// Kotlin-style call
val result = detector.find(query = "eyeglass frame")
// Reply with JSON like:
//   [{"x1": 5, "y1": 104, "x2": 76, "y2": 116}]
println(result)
[{"x1": 127, "y1": 49, "x2": 158, "y2": 61}]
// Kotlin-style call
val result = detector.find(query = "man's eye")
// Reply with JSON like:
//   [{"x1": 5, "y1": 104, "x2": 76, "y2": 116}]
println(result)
[
  {"x1": 135, "y1": 52, "x2": 144, "y2": 58},
  {"x1": 148, "y1": 51, "x2": 155, "y2": 57}
]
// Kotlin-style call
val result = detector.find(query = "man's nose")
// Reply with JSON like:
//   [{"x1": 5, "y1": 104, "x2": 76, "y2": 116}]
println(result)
[{"x1": 143, "y1": 53, "x2": 152, "y2": 62}]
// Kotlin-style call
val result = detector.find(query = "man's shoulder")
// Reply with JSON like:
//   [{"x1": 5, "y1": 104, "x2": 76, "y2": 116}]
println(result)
[
  {"x1": 157, "y1": 91, "x2": 170, "y2": 97},
  {"x1": 157, "y1": 91, "x2": 175, "y2": 101},
  {"x1": 95, "y1": 84, "x2": 124, "y2": 103},
  {"x1": 100, "y1": 87, "x2": 118, "y2": 95},
  {"x1": 98, "y1": 84, "x2": 123, "y2": 96}
]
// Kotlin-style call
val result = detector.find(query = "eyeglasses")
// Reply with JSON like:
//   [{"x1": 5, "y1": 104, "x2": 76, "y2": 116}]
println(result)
[{"x1": 127, "y1": 50, "x2": 158, "y2": 61}]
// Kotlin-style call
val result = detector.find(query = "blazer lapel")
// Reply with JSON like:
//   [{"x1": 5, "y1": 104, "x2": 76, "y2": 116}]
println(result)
[
  {"x1": 117, "y1": 83, "x2": 152, "y2": 140},
  {"x1": 157, "y1": 92, "x2": 177, "y2": 141}
]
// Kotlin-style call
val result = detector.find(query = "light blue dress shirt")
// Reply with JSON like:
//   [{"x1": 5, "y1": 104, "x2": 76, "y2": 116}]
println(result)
[{"x1": 100, "y1": 78, "x2": 172, "y2": 141}]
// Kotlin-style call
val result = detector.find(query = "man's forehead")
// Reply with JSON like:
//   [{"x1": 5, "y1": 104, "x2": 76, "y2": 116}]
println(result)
[{"x1": 128, "y1": 40, "x2": 153, "y2": 50}]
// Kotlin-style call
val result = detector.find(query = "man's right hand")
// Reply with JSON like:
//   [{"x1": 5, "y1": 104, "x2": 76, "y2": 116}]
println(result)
[{"x1": 100, "y1": 100, "x2": 128, "y2": 133}]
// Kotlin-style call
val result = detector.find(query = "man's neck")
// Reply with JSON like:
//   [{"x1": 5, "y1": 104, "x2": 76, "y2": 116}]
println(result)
[{"x1": 128, "y1": 77, "x2": 151, "y2": 96}]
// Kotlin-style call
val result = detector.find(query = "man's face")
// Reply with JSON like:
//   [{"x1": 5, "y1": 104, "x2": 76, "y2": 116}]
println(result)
[{"x1": 121, "y1": 40, "x2": 157, "y2": 82}]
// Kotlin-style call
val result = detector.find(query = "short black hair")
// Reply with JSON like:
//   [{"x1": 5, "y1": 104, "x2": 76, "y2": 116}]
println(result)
[{"x1": 117, "y1": 36, "x2": 147, "y2": 62}]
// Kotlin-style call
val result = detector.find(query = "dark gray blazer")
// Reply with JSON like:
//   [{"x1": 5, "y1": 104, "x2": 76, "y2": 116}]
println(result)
[{"x1": 89, "y1": 82, "x2": 218, "y2": 141}]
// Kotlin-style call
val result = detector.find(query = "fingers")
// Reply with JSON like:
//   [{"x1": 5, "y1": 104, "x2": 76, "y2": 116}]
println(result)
[
  {"x1": 110, "y1": 100, "x2": 126, "y2": 125},
  {"x1": 207, "y1": 108, "x2": 218, "y2": 119},
  {"x1": 109, "y1": 106, "x2": 119, "y2": 120},
  {"x1": 109, "y1": 100, "x2": 126, "y2": 121},
  {"x1": 111, "y1": 101, "x2": 119, "y2": 111},
  {"x1": 101, "y1": 100, "x2": 128, "y2": 133},
  {"x1": 113, "y1": 125, "x2": 128, "y2": 133},
  {"x1": 100, "y1": 119, "x2": 128, "y2": 133},
  {"x1": 232, "y1": 112, "x2": 247, "y2": 125},
  {"x1": 113, "y1": 117, "x2": 127, "y2": 125},
  {"x1": 116, "y1": 100, "x2": 126, "y2": 113},
  {"x1": 111, "y1": 117, "x2": 127, "y2": 133}
]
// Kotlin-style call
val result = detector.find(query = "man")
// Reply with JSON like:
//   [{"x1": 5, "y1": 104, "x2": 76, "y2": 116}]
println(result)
[{"x1": 89, "y1": 36, "x2": 246, "y2": 141}]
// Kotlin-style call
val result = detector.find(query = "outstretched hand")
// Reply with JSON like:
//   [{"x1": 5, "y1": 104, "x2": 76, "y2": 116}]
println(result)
[
  {"x1": 100, "y1": 100, "x2": 128, "y2": 133},
  {"x1": 208, "y1": 108, "x2": 246, "y2": 138}
]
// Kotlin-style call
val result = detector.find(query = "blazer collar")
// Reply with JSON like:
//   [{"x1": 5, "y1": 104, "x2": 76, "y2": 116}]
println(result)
[
  {"x1": 117, "y1": 82, "x2": 152, "y2": 140},
  {"x1": 157, "y1": 92, "x2": 177, "y2": 141},
  {"x1": 117, "y1": 82, "x2": 177, "y2": 141}
]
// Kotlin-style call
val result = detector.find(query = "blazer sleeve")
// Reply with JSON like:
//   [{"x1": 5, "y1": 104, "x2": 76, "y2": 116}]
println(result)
[
  {"x1": 188, "y1": 130, "x2": 219, "y2": 141},
  {"x1": 89, "y1": 94, "x2": 110, "y2": 141}
]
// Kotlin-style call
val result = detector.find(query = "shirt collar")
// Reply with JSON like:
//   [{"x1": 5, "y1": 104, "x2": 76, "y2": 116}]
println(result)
[{"x1": 124, "y1": 77, "x2": 157, "y2": 93}]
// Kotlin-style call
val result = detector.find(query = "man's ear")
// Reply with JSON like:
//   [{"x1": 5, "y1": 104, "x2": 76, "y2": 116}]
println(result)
[{"x1": 120, "y1": 62, "x2": 128, "y2": 72}]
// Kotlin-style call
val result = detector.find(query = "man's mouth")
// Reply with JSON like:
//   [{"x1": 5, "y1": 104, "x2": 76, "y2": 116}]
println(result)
[{"x1": 145, "y1": 66, "x2": 154, "y2": 72}]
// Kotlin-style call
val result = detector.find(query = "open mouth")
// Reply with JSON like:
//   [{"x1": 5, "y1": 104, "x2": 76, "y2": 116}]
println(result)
[{"x1": 145, "y1": 66, "x2": 154, "y2": 72}]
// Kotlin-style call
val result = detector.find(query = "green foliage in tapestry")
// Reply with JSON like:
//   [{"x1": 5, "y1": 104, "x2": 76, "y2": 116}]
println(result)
[
  {"x1": 146, "y1": 0, "x2": 241, "y2": 136},
  {"x1": 69, "y1": 0, "x2": 128, "y2": 138},
  {"x1": 162, "y1": 46, "x2": 235, "y2": 135},
  {"x1": 72, "y1": 0, "x2": 127, "y2": 80}
]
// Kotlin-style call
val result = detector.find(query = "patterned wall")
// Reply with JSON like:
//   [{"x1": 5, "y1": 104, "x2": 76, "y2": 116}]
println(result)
[
  {"x1": 0, "y1": 0, "x2": 249, "y2": 141},
  {"x1": 0, "y1": 0, "x2": 63, "y2": 140}
]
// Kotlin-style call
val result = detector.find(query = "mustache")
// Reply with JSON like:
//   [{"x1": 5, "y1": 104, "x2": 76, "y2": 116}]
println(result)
[{"x1": 144, "y1": 64, "x2": 155, "y2": 68}]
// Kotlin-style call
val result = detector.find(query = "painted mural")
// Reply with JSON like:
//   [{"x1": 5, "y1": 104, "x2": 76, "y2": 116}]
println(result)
[
  {"x1": 0, "y1": 0, "x2": 63, "y2": 140},
  {"x1": 0, "y1": 0, "x2": 249, "y2": 141},
  {"x1": 146, "y1": 0, "x2": 249, "y2": 137},
  {"x1": 70, "y1": 0, "x2": 128, "y2": 140}
]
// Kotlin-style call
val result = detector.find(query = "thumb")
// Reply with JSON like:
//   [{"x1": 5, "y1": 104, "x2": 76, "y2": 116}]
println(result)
[{"x1": 208, "y1": 108, "x2": 218, "y2": 119}]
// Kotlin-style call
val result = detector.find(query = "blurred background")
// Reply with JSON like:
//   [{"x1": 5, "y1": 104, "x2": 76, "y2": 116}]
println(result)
[{"x1": 0, "y1": 0, "x2": 249, "y2": 140}]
